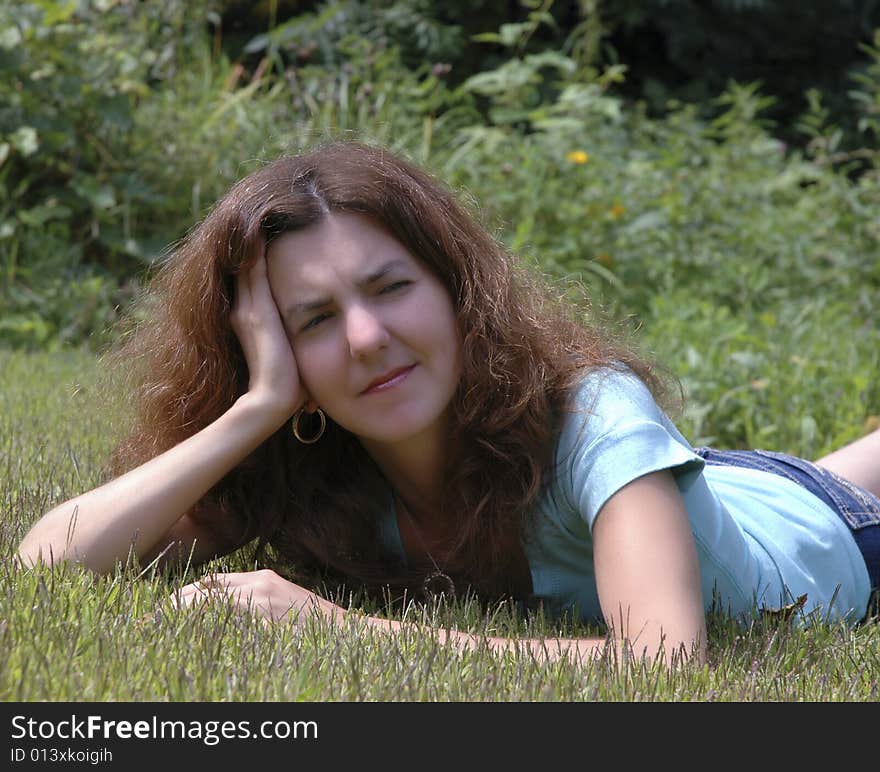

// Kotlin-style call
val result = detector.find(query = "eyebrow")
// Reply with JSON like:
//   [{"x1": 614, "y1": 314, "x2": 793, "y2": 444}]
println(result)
[{"x1": 285, "y1": 259, "x2": 408, "y2": 316}]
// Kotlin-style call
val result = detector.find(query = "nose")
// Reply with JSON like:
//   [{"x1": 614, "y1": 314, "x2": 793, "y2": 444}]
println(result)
[{"x1": 345, "y1": 304, "x2": 390, "y2": 358}]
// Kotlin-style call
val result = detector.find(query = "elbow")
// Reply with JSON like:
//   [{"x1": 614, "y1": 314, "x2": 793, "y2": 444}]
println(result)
[
  {"x1": 16, "y1": 532, "x2": 101, "y2": 575},
  {"x1": 16, "y1": 534, "x2": 57, "y2": 569},
  {"x1": 15, "y1": 502, "x2": 99, "y2": 573},
  {"x1": 16, "y1": 511, "x2": 67, "y2": 568},
  {"x1": 16, "y1": 532, "x2": 75, "y2": 570}
]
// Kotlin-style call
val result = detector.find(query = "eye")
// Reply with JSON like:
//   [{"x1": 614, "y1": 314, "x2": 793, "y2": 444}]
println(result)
[
  {"x1": 379, "y1": 280, "x2": 411, "y2": 294},
  {"x1": 301, "y1": 312, "x2": 332, "y2": 332}
]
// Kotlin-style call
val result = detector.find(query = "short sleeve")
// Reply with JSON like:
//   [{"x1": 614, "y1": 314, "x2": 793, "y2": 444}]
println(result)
[{"x1": 555, "y1": 368, "x2": 705, "y2": 532}]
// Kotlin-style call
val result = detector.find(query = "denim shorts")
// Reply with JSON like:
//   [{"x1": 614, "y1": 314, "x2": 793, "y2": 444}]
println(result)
[{"x1": 694, "y1": 447, "x2": 880, "y2": 594}]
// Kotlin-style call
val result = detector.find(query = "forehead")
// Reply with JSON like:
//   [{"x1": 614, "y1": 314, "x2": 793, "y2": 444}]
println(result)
[{"x1": 265, "y1": 212, "x2": 418, "y2": 289}]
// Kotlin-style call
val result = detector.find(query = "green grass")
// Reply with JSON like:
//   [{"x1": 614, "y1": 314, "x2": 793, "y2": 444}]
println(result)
[{"x1": 2, "y1": 341, "x2": 879, "y2": 701}]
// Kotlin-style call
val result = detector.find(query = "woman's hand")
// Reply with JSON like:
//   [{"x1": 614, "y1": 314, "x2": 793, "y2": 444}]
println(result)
[
  {"x1": 230, "y1": 240, "x2": 306, "y2": 425},
  {"x1": 170, "y1": 569, "x2": 342, "y2": 624}
]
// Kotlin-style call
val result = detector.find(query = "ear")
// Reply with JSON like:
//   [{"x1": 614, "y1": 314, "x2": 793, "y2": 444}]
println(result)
[{"x1": 298, "y1": 387, "x2": 319, "y2": 414}]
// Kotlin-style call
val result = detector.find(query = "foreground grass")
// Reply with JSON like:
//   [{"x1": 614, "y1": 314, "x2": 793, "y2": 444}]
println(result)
[{"x1": 2, "y1": 347, "x2": 879, "y2": 701}]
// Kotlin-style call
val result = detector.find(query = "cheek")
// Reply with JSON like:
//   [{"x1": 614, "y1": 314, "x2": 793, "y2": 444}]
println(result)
[
  {"x1": 290, "y1": 339, "x2": 337, "y2": 396},
  {"x1": 291, "y1": 339, "x2": 323, "y2": 393},
  {"x1": 425, "y1": 299, "x2": 461, "y2": 363}
]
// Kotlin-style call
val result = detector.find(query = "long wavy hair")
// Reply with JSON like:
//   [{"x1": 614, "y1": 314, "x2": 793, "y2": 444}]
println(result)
[{"x1": 108, "y1": 140, "x2": 672, "y2": 602}]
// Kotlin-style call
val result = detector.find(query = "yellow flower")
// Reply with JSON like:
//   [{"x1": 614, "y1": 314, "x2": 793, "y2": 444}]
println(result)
[
  {"x1": 566, "y1": 150, "x2": 590, "y2": 164},
  {"x1": 609, "y1": 203, "x2": 625, "y2": 219}
]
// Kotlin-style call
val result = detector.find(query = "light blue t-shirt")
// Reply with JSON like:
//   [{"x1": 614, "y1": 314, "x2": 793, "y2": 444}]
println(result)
[{"x1": 379, "y1": 368, "x2": 871, "y2": 626}]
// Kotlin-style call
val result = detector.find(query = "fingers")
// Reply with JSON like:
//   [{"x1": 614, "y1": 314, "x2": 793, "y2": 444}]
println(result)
[
  {"x1": 169, "y1": 579, "x2": 217, "y2": 610},
  {"x1": 232, "y1": 253, "x2": 285, "y2": 333},
  {"x1": 170, "y1": 572, "x2": 262, "y2": 611},
  {"x1": 232, "y1": 257, "x2": 260, "y2": 315},
  {"x1": 231, "y1": 236, "x2": 268, "y2": 314},
  {"x1": 165, "y1": 570, "x2": 313, "y2": 623},
  {"x1": 230, "y1": 269, "x2": 250, "y2": 335},
  {"x1": 150, "y1": 571, "x2": 329, "y2": 631}
]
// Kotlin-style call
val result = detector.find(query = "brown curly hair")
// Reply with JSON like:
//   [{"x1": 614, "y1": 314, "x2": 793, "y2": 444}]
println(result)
[{"x1": 108, "y1": 140, "x2": 673, "y2": 602}]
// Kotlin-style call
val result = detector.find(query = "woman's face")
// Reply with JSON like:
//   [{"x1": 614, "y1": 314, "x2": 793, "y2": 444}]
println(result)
[{"x1": 266, "y1": 212, "x2": 463, "y2": 447}]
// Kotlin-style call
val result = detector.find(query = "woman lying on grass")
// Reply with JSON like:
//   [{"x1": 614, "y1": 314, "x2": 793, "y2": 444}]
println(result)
[{"x1": 17, "y1": 141, "x2": 880, "y2": 667}]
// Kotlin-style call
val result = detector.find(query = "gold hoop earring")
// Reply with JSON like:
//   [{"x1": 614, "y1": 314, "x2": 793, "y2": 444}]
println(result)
[{"x1": 292, "y1": 408, "x2": 326, "y2": 444}]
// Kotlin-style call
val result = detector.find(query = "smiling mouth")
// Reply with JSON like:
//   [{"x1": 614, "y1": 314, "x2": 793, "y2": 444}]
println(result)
[{"x1": 360, "y1": 365, "x2": 416, "y2": 395}]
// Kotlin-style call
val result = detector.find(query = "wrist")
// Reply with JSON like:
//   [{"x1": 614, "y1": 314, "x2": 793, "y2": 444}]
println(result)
[
  {"x1": 316, "y1": 596, "x2": 346, "y2": 622},
  {"x1": 231, "y1": 392, "x2": 298, "y2": 434}
]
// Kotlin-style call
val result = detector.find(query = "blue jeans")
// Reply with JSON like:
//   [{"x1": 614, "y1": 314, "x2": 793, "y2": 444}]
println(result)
[{"x1": 694, "y1": 448, "x2": 880, "y2": 599}]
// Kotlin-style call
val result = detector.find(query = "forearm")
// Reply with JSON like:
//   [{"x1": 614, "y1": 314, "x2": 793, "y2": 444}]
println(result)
[
  {"x1": 17, "y1": 394, "x2": 285, "y2": 574},
  {"x1": 357, "y1": 613, "x2": 611, "y2": 664},
  {"x1": 487, "y1": 634, "x2": 612, "y2": 664}
]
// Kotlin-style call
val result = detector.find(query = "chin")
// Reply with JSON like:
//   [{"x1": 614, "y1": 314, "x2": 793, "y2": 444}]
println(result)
[{"x1": 354, "y1": 406, "x2": 446, "y2": 445}]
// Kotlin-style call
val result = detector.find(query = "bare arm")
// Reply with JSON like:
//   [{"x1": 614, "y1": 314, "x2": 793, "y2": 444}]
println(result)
[
  {"x1": 17, "y1": 395, "x2": 285, "y2": 574},
  {"x1": 591, "y1": 469, "x2": 707, "y2": 664},
  {"x1": 355, "y1": 614, "x2": 613, "y2": 664},
  {"x1": 18, "y1": 248, "x2": 307, "y2": 576}
]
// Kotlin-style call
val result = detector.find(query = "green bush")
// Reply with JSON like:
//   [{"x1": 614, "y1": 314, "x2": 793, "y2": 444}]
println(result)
[
  {"x1": 0, "y1": 1, "x2": 482, "y2": 347},
  {"x1": 0, "y1": 0, "x2": 221, "y2": 345},
  {"x1": 2, "y1": 0, "x2": 879, "y2": 419},
  {"x1": 424, "y1": 16, "x2": 880, "y2": 452}
]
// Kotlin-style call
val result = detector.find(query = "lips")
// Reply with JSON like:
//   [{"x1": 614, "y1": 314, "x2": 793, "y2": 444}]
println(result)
[{"x1": 360, "y1": 365, "x2": 416, "y2": 394}]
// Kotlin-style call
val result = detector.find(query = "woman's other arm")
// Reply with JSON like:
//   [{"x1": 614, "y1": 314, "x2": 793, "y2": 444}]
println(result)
[{"x1": 18, "y1": 249, "x2": 304, "y2": 576}]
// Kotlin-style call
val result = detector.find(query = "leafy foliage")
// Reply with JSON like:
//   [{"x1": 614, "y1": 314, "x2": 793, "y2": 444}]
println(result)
[
  {"x1": 1, "y1": 0, "x2": 879, "y2": 383},
  {"x1": 0, "y1": 0, "x2": 221, "y2": 346}
]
